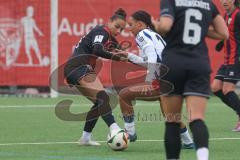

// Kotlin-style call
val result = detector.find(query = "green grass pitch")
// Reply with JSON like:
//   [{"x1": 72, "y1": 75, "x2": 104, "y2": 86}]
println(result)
[{"x1": 0, "y1": 96, "x2": 239, "y2": 160}]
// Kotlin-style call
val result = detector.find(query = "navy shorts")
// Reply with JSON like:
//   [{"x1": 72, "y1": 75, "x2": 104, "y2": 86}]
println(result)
[{"x1": 162, "y1": 68, "x2": 211, "y2": 98}]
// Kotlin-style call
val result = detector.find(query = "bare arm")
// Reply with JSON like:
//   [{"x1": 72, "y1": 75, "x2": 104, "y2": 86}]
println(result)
[
  {"x1": 207, "y1": 15, "x2": 229, "y2": 40},
  {"x1": 154, "y1": 16, "x2": 174, "y2": 36},
  {"x1": 33, "y1": 20, "x2": 44, "y2": 36}
]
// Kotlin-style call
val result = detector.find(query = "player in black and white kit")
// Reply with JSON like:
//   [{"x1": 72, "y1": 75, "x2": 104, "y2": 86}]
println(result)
[
  {"x1": 118, "y1": 10, "x2": 194, "y2": 149},
  {"x1": 64, "y1": 8, "x2": 128, "y2": 146},
  {"x1": 154, "y1": 0, "x2": 229, "y2": 159}
]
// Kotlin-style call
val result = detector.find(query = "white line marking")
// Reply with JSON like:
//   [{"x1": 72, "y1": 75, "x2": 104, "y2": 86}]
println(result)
[
  {"x1": 0, "y1": 102, "x2": 223, "y2": 108},
  {"x1": 0, "y1": 138, "x2": 239, "y2": 146}
]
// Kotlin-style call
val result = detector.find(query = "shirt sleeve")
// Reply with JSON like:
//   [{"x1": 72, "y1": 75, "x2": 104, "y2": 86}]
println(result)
[
  {"x1": 127, "y1": 53, "x2": 147, "y2": 67},
  {"x1": 160, "y1": 0, "x2": 175, "y2": 20},
  {"x1": 144, "y1": 46, "x2": 160, "y2": 83},
  {"x1": 136, "y1": 31, "x2": 154, "y2": 51}
]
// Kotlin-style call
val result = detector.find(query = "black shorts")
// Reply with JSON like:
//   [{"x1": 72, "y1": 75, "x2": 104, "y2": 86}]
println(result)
[
  {"x1": 215, "y1": 64, "x2": 240, "y2": 84},
  {"x1": 64, "y1": 48, "x2": 97, "y2": 85},
  {"x1": 64, "y1": 64, "x2": 95, "y2": 85},
  {"x1": 161, "y1": 68, "x2": 211, "y2": 98}
]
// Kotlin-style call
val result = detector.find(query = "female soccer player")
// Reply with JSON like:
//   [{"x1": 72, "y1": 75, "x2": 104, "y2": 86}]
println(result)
[
  {"x1": 118, "y1": 10, "x2": 194, "y2": 149},
  {"x1": 155, "y1": 0, "x2": 228, "y2": 159},
  {"x1": 64, "y1": 8, "x2": 128, "y2": 146},
  {"x1": 212, "y1": 0, "x2": 240, "y2": 132}
]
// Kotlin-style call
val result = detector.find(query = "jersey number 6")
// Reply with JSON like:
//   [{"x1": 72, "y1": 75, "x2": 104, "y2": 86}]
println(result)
[{"x1": 183, "y1": 9, "x2": 202, "y2": 45}]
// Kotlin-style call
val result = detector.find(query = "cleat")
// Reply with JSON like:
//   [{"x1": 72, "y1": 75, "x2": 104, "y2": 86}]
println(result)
[
  {"x1": 232, "y1": 121, "x2": 240, "y2": 132},
  {"x1": 182, "y1": 143, "x2": 195, "y2": 149},
  {"x1": 79, "y1": 138, "x2": 101, "y2": 146},
  {"x1": 128, "y1": 133, "x2": 137, "y2": 142}
]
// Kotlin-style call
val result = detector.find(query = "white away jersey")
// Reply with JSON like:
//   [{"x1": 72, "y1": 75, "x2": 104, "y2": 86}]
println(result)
[
  {"x1": 136, "y1": 28, "x2": 166, "y2": 63},
  {"x1": 131, "y1": 29, "x2": 166, "y2": 82}
]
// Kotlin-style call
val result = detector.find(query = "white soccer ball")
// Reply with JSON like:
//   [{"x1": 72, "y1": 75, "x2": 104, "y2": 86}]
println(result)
[{"x1": 107, "y1": 129, "x2": 129, "y2": 151}]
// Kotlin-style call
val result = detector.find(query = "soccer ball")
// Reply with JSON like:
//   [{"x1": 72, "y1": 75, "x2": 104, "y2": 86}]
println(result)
[{"x1": 107, "y1": 129, "x2": 129, "y2": 151}]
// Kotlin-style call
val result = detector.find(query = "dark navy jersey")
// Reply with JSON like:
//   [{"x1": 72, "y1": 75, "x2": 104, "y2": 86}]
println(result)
[
  {"x1": 67, "y1": 25, "x2": 120, "y2": 68},
  {"x1": 224, "y1": 8, "x2": 240, "y2": 65},
  {"x1": 160, "y1": 0, "x2": 219, "y2": 70},
  {"x1": 74, "y1": 25, "x2": 119, "y2": 55}
]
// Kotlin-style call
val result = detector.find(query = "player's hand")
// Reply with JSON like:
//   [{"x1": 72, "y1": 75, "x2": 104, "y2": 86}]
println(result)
[
  {"x1": 141, "y1": 83, "x2": 153, "y2": 96},
  {"x1": 112, "y1": 53, "x2": 128, "y2": 62},
  {"x1": 114, "y1": 49, "x2": 128, "y2": 56}
]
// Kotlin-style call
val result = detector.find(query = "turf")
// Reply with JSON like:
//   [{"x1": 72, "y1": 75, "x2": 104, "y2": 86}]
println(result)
[{"x1": 0, "y1": 96, "x2": 239, "y2": 160}]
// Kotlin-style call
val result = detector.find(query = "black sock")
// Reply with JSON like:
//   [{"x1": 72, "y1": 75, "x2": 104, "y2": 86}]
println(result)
[
  {"x1": 164, "y1": 122, "x2": 181, "y2": 159},
  {"x1": 190, "y1": 119, "x2": 209, "y2": 149},
  {"x1": 224, "y1": 91, "x2": 240, "y2": 117},
  {"x1": 214, "y1": 90, "x2": 229, "y2": 104},
  {"x1": 84, "y1": 103, "x2": 99, "y2": 132},
  {"x1": 96, "y1": 91, "x2": 115, "y2": 127}
]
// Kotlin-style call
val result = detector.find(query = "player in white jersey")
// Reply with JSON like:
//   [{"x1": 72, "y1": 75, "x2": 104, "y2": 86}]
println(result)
[{"x1": 118, "y1": 10, "x2": 194, "y2": 149}]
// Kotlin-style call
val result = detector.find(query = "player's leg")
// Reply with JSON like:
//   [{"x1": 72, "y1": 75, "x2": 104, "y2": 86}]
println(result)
[
  {"x1": 222, "y1": 81, "x2": 240, "y2": 131},
  {"x1": 212, "y1": 65, "x2": 240, "y2": 131},
  {"x1": 65, "y1": 64, "x2": 121, "y2": 146},
  {"x1": 160, "y1": 67, "x2": 186, "y2": 160},
  {"x1": 184, "y1": 69, "x2": 210, "y2": 160},
  {"x1": 119, "y1": 82, "x2": 161, "y2": 142},
  {"x1": 186, "y1": 96, "x2": 209, "y2": 160},
  {"x1": 161, "y1": 96, "x2": 183, "y2": 160},
  {"x1": 212, "y1": 65, "x2": 230, "y2": 106},
  {"x1": 159, "y1": 98, "x2": 194, "y2": 149},
  {"x1": 76, "y1": 73, "x2": 120, "y2": 144}
]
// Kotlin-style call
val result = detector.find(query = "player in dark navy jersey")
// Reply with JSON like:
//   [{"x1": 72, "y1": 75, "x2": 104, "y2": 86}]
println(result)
[
  {"x1": 64, "y1": 8, "x2": 128, "y2": 146},
  {"x1": 212, "y1": 0, "x2": 240, "y2": 132},
  {"x1": 154, "y1": 0, "x2": 229, "y2": 159}
]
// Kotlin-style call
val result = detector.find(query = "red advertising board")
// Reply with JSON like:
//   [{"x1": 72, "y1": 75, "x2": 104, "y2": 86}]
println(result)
[
  {"x1": 0, "y1": 0, "x2": 50, "y2": 86},
  {"x1": 0, "y1": 0, "x2": 225, "y2": 87}
]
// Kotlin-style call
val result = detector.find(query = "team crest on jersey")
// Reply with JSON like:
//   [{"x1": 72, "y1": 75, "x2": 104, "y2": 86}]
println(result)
[{"x1": 94, "y1": 35, "x2": 104, "y2": 43}]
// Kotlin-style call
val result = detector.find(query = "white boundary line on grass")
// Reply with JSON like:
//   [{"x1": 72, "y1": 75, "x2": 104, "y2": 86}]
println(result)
[
  {"x1": 0, "y1": 138, "x2": 239, "y2": 146},
  {"x1": 0, "y1": 103, "x2": 223, "y2": 108}
]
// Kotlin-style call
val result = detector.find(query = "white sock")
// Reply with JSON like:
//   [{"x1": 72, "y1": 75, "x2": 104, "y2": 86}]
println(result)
[
  {"x1": 82, "y1": 131, "x2": 91, "y2": 141},
  {"x1": 196, "y1": 147, "x2": 209, "y2": 160},
  {"x1": 110, "y1": 123, "x2": 121, "y2": 131},
  {"x1": 124, "y1": 122, "x2": 135, "y2": 135},
  {"x1": 181, "y1": 129, "x2": 193, "y2": 144}
]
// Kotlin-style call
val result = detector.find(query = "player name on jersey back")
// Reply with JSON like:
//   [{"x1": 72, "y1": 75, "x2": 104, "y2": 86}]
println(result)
[{"x1": 175, "y1": 0, "x2": 210, "y2": 10}]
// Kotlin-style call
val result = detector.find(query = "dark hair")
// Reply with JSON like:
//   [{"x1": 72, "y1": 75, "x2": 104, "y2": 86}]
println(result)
[
  {"x1": 110, "y1": 8, "x2": 127, "y2": 21},
  {"x1": 131, "y1": 10, "x2": 155, "y2": 31}
]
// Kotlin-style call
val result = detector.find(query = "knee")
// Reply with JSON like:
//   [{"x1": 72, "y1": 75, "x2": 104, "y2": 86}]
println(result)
[
  {"x1": 211, "y1": 83, "x2": 222, "y2": 93},
  {"x1": 119, "y1": 89, "x2": 131, "y2": 101},
  {"x1": 222, "y1": 85, "x2": 235, "y2": 95},
  {"x1": 96, "y1": 90, "x2": 110, "y2": 104}
]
